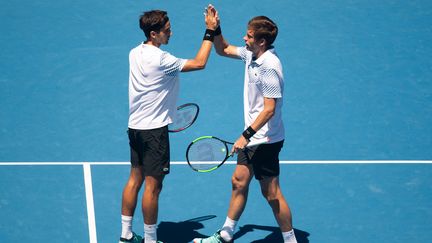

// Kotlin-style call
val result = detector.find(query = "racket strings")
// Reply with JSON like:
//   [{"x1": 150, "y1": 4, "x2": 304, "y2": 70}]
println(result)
[
  {"x1": 169, "y1": 105, "x2": 198, "y2": 132},
  {"x1": 187, "y1": 139, "x2": 228, "y2": 170}
]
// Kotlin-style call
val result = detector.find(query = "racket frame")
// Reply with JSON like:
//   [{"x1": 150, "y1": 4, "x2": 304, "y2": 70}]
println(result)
[
  {"x1": 185, "y1": 136, "x2": 233, "y2": 173},
  {"x1": 186, "y1": 136, "x2": 270, "y2": 173},
  {"x1": 168, "y1": 103, "x2": 200, "y2": 133}
]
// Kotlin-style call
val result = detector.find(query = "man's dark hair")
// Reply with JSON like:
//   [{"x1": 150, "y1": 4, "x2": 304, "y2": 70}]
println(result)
[{"x1": 139, "y1": 10, "x2": 169, "y2": 38}]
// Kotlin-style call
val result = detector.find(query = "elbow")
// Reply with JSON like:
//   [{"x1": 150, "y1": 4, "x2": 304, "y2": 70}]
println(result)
[
  {"x1": 265, "y1": 108, "x2": 275, "y2": 119},
  {"x1": 216, "y1": 48, "x2": 230, "y2": 57},
  {"x1": 195, "y1": 63, "x2": 207, "y2": 70}
]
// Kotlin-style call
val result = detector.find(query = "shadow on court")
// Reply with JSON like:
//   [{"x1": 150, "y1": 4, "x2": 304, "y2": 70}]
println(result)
[
  {"x1": 157, "y1": 215, "x2": 310, "y2": 243},
  {"x1": 234, "y1": 224, "x2": 310, "y2": 243},
  {"x1": 157, "y1": 215, "x2": 216, "y2": 243}
]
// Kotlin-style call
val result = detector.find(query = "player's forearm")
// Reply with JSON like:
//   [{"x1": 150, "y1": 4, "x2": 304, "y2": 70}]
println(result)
[
  {"x1": 182, "y1": 34, "x2": 214, "y2": 72},
  {"x1": 250, "y1": 108, "x2": 275, "y2": 132},
  {"x1": 192, "y1": 40, "x2": 213, "y2": 69},
  {"x1": 239, "y1": 110, "x2": 273, "y2": 145},
  {"x1": 214, "y1": 35, "x2": 229, "y2": 55},
  {"x1": 246, "y1": 98, "x2": 277, "y2": 139},
  {"x1": 214, "y1": 35, "x2": 240, "y2": 59}
]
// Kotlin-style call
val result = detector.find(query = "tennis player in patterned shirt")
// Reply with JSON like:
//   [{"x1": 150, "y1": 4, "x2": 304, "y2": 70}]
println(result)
[{"x1": 194, "y1": 6, "x2": 297, "y2": 243}]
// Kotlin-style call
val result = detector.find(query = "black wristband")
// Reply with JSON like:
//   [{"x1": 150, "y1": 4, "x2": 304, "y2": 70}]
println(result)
[
  {"x1": 203, "y1": 29, "x2": 215, "y2": 42},
  {"x1": 242, "y1": 126, "x2": 256, "y2": 140},
  {"x1": 214, "y1": 26, "x2": 222, "y2": 36}
]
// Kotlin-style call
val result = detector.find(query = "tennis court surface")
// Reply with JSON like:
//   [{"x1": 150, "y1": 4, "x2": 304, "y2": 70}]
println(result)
[{"x1": 1, "y1": 0, "x2": 431, "y2": 242}]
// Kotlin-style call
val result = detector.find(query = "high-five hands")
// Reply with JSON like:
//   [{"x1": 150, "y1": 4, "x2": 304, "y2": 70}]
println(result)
[{"x1": 204, "y1": 4, "x2": 219, "y2": 30}]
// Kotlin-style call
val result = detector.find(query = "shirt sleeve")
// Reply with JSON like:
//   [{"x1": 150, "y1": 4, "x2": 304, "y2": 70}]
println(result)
[
  {"x1": 260, "y1": 67, "x2": 283, "y2": 98},
  {"x1": 160, "y1": 51, "x2": 187, "y2": 76},
  {"x1": 237, "y1": 46, "x2": 250, "y2": 63}
]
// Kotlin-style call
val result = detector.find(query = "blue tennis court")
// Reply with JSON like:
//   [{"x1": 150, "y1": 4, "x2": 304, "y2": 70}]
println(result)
[{"x1": 1, "y1": 0, "x2": 431, "y2": 242}]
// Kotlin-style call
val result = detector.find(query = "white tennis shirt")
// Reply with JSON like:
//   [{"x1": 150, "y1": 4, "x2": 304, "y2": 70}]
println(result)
[
  {"x1": 237, "y1": 47, "x2": 285, "y2": 144},
  {"x1": 128, "y1": 43, "x2": 187, "y2": 130}
]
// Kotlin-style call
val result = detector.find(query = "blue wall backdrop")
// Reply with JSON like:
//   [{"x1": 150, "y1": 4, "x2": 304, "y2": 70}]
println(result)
[{"x1": 1, "y1": 0, "x2": 431, "y2": 162}]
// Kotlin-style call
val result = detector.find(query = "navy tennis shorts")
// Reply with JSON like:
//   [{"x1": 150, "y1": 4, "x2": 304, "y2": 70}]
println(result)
[
  {"x1": 127, "y1": 126, "x2": 170, "y2": 176},
  {"x1": 237, "y1": 140, "x2": 284, "y2": 180}
]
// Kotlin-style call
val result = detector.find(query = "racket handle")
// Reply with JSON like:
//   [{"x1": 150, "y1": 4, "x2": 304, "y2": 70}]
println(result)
[{"x1": 230, "y1": 137, "x2": 269, "y2": 156}]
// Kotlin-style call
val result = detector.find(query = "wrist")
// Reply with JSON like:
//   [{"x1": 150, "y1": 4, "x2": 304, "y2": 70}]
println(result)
[
  {"x1": 242, "y1": 126, "x2": 256, "y2": 140},
  {"x1": 214, "y1": 26, "x2": 222, "y2": 36},
  {"x1": 203, "y1": 29, "x2": 215, "y2": 42}
]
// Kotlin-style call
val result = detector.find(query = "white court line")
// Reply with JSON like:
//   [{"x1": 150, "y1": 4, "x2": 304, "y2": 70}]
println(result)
[
  {"x1": 0, "y1": 160, "x2": 431, "y2": 166},
  {"x1": 83, "y1": 163, "x2": 97, "y2": 243}
]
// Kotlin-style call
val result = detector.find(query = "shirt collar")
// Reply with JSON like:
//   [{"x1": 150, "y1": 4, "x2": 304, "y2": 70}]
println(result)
[{"x1": 252, "y1": 47, "x2": 275, "y2": 65}]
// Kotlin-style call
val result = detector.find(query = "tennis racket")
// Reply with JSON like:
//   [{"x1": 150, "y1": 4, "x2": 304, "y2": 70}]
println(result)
[
  {"x1": 186, "y1": 136, "x2": 269, "y2": 172},
  {"x1": 168, "y1": 103, "x2": 199, "y2": 132}
]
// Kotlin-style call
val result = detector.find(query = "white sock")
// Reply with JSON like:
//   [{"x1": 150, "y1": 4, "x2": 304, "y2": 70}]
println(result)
[
  {"x1": 144, "y1": 223, "x2": 157, "y2": 243},
  {"x1": 282, "y1": 229, "x2": 297, "y2": 243},
  {"x1": 121, "y1": 215, "x2": 133, "y2": 239},
  {"x1": 220, "y1": 217, "x2": 237, "y2": 241}
]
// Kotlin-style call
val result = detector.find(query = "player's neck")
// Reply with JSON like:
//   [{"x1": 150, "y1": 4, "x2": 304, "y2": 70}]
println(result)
[
  {"x1": 253, "y1": 48, "x2": 266, "y2": 59},
  {"x1": 144, "y1": 40, "x2": 161, "y2": 48}
]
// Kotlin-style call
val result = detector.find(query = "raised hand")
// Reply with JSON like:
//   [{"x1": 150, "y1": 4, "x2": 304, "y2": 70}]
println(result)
[{"x1": 204, "y1": 4, "x2": 219, "y2": 30}]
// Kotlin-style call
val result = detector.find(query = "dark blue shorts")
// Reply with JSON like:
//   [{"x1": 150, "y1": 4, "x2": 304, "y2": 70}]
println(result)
[
  {"x1": 128, "y1": 126, "x2": 170, "y2": 176},
  {"x1": 237, "y1": 140, "x2": 284, "y2": 180}
]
